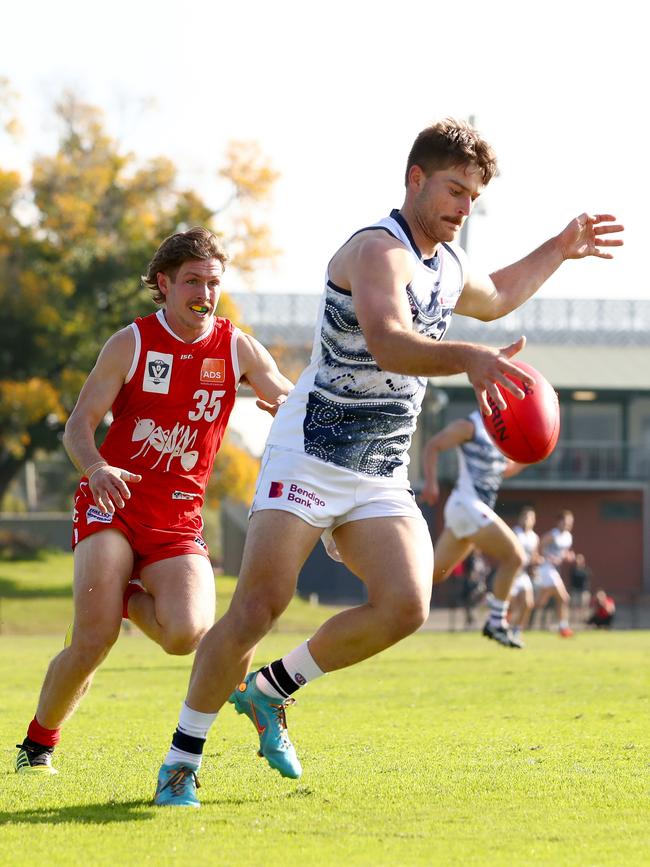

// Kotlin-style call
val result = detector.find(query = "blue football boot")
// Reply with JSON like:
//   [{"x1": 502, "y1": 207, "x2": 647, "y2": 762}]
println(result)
[
  {"x1": 229, "y1": 672, "x2": 302, "y2": 779},
  {"x1": 153, "y1": 763, "x2": 201, "y2": 807}
]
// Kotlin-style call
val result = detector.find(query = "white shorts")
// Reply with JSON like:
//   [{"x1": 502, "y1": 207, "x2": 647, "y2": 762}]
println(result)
[
  {"x1": 443, "y1": 489, "x2": 497, "y2": 539},
  {"x1": 510, "y1": 572, "x2": 534, "y2": 596},
  {"x1": 251, "y1": 445, "x2": 426, "y2": 558},
  {"x1": 537, "y1": 562, "x2": 564, "y2": 590}
]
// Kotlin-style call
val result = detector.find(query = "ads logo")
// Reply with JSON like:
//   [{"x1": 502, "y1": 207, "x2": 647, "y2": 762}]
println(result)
[
  {"x1": 143, "y1": 351, "x2": 173, "y2": 394},
  {"x1": 268, "y1": 481, "x2": 284, "y2": 498},
  {"x1": 200, "y1": 358, "x2": 226, "y2": 385}
]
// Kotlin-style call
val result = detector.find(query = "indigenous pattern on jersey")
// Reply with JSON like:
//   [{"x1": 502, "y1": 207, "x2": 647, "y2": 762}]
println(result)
[
  {"x1": 513, "y1": 526, "x2": 539, "y2": 568},
  {"x1": 542, "y1": 528, "x2": 573, "y2": 565},
  {"x1": 93, "y1": 310, "x2": 239, "y2": 526},
  {"x1": 267, "y1": 210, "x2": 467, "y2": 477},
  {"x1": 454, "y1": 410, "x2": 509, "y2": 509}
]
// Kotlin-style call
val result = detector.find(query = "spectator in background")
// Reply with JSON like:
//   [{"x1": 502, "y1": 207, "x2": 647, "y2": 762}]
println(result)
[
  {"x1": 586, "y1": 589, "x2": 616, "y2": 628},
  {"x1": 569, "y1": 552, "x2": 592, "y2": 617},
  {"x1": 459, "y1": 549, "x2": 489, "y2": 627}
]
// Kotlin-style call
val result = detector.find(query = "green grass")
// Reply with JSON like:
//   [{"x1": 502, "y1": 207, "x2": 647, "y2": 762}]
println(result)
[
  {"x1": 0, "y1": 552, "x2": 342, "y2": 635},
  {"x1": 1, "y1": 627, "x2": 649, "y2": 866}
]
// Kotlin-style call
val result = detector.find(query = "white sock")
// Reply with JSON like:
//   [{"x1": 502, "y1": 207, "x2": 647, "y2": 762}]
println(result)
[
  {"x1": 177, "y1": 702, "x2": 218, "y2": 739},
  {"x1": 164, "y1": 702, "x2": 218, "y2": 769},
  {"x1": 256, "y1": 640, "x2": 326, "y2": 699},
  {"x1": 489, "y1": 597, "x2": 509, "y2": 627}
]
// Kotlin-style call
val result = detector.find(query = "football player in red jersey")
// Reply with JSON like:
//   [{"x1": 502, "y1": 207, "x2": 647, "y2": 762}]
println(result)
[{"x1": 15, "y1": 227, "x2": 292, "y2": 775}]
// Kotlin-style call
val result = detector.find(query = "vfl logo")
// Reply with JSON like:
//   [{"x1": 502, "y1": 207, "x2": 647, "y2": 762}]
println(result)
[
  {"x1": 268, "y1": 481, "x2": 284, "y2": 498},
  {"x1": 200, "y1": 358, "x2": 226, "y2": 384},
  {"x1": 294, "y1": 673, "x2": 307, "y2": 686},
  {"x1": 143, "y1": 351, "x2": 173, "y2": 394},
  {"x1": 149, "y1": 359, "x2": 169, "y2": 381}
]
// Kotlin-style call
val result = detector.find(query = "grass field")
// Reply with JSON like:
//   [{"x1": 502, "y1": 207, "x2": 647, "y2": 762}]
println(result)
[{"x1": 1, "y1": 556, "x2": 649, "y2": 865}]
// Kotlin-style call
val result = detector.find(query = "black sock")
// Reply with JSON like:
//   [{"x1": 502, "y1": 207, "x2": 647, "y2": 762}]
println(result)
[{"x1": 259, "y1": 660, "x2": 300, "y2": 698}]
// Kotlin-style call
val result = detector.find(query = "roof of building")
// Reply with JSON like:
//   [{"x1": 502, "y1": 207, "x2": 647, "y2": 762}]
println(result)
[
  {"x1": 429, "y1": 344, "x2": 650, "y2": 391},
  {"x1": 228, "y1": 293, "x2": 650, "y2": 391}
]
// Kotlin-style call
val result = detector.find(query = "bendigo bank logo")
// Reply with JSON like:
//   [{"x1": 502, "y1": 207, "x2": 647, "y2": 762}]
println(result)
[
  {"x1": 268, "y1": 481, "x2": 325, "y2": 509},
  {"x1": 200, "y1": 358, "x2": 226, "y2": 385}
]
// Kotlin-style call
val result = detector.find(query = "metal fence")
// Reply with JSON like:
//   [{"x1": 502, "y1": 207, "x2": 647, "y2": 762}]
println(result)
[
  {"x1": 230, "y1": 294, "x2": 650, "y2": 347},
  {"x1": 437, "y1": 440, "x2": 650, "y2": 484}
]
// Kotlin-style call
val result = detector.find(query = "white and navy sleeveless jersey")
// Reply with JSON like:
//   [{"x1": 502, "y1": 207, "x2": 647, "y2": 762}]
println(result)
[
  {"x1": 267, "y1": 210, "x2": 467, "y2": 477},
  {"x1": 453, "y1": 410, "x2": 509, "y2": 508},
  {"x1": 513, "y1": 526, "x2": 539, "y2": 568},
  {"x1": 542, "y1": 528, "x2": 573, "y2": 565}
]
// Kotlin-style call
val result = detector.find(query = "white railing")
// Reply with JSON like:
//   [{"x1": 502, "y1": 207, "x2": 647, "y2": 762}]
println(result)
[{"x1": 229, "y1": 294, "x2": 650, "y2": 347}]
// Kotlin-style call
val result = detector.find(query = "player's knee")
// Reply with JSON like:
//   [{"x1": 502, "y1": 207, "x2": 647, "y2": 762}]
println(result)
[
  {"x1": 160, "y1": 618, "x2": 211, "y2": 655},
  {"x1": 386, "y1": 591, "x2": 430, "y2": 637},
  {"x1": 509, "y1": 544, "x2": 526, "y2": 573},
  {"x1": 232, "y1": 589, "x2": 292, "y2": 637},
  {"x1": 69, "y1": 627, "x2": 119, "y2": 670}
]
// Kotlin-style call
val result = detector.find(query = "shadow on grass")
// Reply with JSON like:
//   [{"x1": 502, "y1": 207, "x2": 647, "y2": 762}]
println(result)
[
  {"x1": 0, "y1": 799, "x2": 156, "y2": 825},
  {"x1": 0, "y1": 578, "x2": 71, "y2": 599}
]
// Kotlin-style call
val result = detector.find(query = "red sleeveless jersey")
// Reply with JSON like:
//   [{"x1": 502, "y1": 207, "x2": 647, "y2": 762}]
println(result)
[{"x1": 98, "y1": 310, "x2": 239, "y2": 526}]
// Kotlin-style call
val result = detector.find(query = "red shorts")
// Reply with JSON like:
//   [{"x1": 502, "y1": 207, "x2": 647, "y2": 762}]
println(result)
[{"x1": 71, "y1": 480, "x2": 209, "y2": 573}]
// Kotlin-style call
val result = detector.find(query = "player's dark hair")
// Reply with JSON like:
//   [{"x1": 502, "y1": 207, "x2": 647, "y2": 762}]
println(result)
[
  {"x1": 405, "y1": 118, "x2": 498, "y2": 186},
  {"x1": 142, "y1": 226, "x2": 228, "y2": 305}
]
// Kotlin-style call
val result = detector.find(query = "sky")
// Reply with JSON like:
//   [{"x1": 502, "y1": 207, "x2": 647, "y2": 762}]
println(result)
[{"x1": 1, "y1": 0, "x2": 645, "y2": 299}]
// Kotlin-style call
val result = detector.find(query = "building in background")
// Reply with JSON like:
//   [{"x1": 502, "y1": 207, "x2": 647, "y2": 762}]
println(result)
[{"x1": 230, "y1": 293, "x2": 650, "y2": 608}]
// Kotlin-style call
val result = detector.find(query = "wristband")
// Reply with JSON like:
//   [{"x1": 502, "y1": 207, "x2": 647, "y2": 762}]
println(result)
[{"x1": 85, "y1": 460, "x2": 108, "y2": 480}]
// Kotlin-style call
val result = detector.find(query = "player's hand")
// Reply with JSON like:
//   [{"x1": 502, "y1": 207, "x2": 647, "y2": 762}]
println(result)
[
  {"x1": 88, "y1": 466, "x2": 142, "y2": 514},
  {"x1": 558, "y1": 213, "x2": 624, "y2": 260},
  {"x1": 465, "y1": 336, "x2": 536, "y2": 415},
  {"x1": 420, "y1": 482, "x2": 440, "y2": 506},
  {"x1": 256, "y1": 394, "x2": 287, "y2": 417}
]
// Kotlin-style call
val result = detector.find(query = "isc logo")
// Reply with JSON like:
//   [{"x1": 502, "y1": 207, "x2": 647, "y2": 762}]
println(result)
[{"x1": 200, "y1": 358, "x2": 226, "y2": 384}]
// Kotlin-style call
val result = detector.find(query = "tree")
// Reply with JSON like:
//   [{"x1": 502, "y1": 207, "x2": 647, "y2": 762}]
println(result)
[
  {"x1": 207, "y1": 438, "x2": 259, "y2": 510},
  {"x1": 0, "y1": 89, "x2": 280, "y2": 506}
]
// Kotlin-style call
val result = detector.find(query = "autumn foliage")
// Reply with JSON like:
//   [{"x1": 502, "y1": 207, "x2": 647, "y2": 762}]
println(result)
[{"x1": 0, "y1": 86, "x2": 279, "y2": 505}]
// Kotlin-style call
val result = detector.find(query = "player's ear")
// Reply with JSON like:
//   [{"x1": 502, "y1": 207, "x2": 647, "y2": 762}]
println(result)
[
  {"x1": 157, "y1": 272, "x2": 169, "y2": 298},
  {"x1": 407, "y1": 164, "x2": 425, "y2": 189}
]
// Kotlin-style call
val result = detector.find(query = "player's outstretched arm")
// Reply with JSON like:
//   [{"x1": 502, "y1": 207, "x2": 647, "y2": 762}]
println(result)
[
  {"x1": 236, "y1": 332, "x2": 294, "y2": 416},
  {"x1": 421, "y1": 418, "x2": 474, "y2": 505},
  {"x1": 63, "y1": 328, "x2": 142, "y2": 513},
  {"x1": 456, "y1": 213, "x2": 624, "y2": 322}
]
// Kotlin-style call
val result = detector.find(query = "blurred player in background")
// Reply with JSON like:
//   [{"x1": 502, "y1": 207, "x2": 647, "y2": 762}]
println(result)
[
  {"x1": 15, "y1": 227, "x2": 292, "y2": 776},
  {"x1": 421, "y1": 410, "x2": 526, "y2": 647},
  {"x1": 508, "y1": 506, "x2": 541, "y2": 643},
  {"x1": 535, "y1": 510, "x2": 576, "y2": 637},
  {"x1": 152, "y1": 118, "x2": 624, "y2": 807}
]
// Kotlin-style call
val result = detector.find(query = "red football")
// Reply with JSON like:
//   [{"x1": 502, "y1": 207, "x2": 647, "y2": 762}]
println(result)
[{"x1": 481, "y1": 361, "x2": 560, "y2": 464}]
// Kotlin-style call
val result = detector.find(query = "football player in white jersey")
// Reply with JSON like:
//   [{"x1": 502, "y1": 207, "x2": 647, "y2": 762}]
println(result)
[
  {"x1": 421, "y1": 411, "x2": 527, "y2": 647},
  {"x1": 153, "y1": 119, "x2": 623, "y2": 806},
  {"x1": 508, "y1": 506, "x2": 542, "y2": 642},
  {"x1": 536, "y1": 510, "x2": 576, "y2": 637}
]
